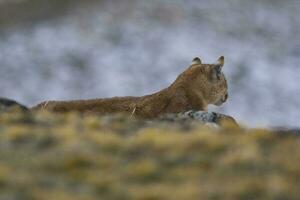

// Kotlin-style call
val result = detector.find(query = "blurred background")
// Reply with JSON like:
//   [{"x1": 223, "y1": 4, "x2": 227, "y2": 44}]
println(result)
[{"x1": 0, "y1": 0, "x2": 299, "y2": 127}]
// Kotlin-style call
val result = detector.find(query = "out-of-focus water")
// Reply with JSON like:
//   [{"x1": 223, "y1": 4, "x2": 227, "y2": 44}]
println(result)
[{"x1": 0, "y1": 0, "x2": 299, "y2": 127}]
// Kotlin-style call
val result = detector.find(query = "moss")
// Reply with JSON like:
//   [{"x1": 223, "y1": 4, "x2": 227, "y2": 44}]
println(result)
[{"x1": 0, "y1": 110, "x2": 299, "y2": 199}]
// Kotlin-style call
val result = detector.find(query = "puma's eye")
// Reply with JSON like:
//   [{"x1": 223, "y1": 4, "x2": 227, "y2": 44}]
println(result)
[
  {"x1": 216, "y1": 71, "x2": 221, "y2": 80},
  {"x1": 212, "y1": 65, "x2": 222, "y2": 81}
]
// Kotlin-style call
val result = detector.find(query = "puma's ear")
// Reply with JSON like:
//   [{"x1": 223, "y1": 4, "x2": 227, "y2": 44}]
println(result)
[
  {"x1": 217, "y1": 56, "x2": 224, "y2": 67},
  {"x1": 191, "y1": 57, "x2": 202, "y2": 65}
]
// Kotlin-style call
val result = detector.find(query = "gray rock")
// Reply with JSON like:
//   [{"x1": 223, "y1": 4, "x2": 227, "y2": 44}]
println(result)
[{"x1": 161, "y1": 110, "x2": 238, "y2": 127}]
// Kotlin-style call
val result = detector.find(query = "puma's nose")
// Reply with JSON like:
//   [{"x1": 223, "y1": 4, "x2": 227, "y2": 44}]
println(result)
[{"x1": 223, "y1": 93, "x2": 228, "y2": 102}]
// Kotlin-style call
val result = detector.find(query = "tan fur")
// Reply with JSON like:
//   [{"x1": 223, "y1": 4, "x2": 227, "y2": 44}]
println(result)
[{"x1": 31, "y1": 56, "x2": 228, "y2": 118}]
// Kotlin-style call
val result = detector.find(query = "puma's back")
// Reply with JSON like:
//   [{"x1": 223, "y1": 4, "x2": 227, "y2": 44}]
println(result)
[{"x1": 32, "y1": 96, "x2": 140, "y2": 114}]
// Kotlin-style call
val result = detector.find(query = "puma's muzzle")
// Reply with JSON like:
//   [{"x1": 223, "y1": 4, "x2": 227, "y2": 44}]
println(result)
[{"x1": 215, "y1": 92, "x2": 228, "y2": 106}]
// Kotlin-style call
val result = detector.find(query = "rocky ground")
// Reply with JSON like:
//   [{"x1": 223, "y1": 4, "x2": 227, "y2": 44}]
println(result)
[{"x1": 0, "y1": 109, "x2": 299, "y2": 200}]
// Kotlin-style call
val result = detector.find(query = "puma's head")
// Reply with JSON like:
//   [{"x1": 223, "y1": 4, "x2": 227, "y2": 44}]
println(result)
[{"x1": 177, "y1": 56, "x2": 228, "y2": 109}]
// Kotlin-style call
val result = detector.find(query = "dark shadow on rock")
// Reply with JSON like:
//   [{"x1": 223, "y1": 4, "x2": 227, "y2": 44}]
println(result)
[{"x1": 0, "y1": 97, "x2": 29, "y2": 112}]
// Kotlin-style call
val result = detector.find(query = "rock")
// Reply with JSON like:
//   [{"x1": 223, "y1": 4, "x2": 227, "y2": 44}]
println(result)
[
  {"x1": 160, "y1": 110, "x2": 239, "y2": 128},
  {"x1": 0, "y1": 97, "x2": 29, "y2": 112}
]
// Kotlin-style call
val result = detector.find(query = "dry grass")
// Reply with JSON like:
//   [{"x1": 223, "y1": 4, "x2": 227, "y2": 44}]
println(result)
[{"x1": 0, "y1": 110, "x2": 299, "y2": 200}]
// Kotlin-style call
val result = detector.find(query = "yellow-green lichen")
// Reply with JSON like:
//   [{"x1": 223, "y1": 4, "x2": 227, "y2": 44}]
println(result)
[{"x1": 0, "y1": 111, "x2": 299, "y2": 200}]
